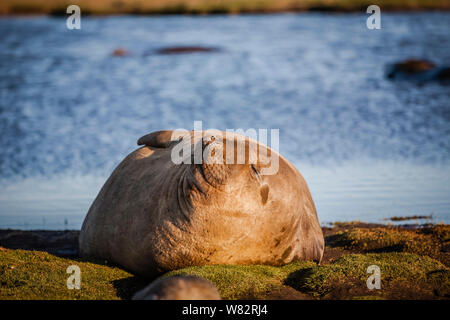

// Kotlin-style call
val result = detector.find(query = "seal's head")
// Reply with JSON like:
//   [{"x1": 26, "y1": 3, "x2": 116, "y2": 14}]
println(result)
[
  {"x1": 140, "y1": 129, "x2": 276, "y2": 197},
  {"x1": 137, "y1": 129, "x2": 323, "y2": 265},
  {"x1": 182, "y1": 130, "x2": 276, "y2": 208},
  {"x1": 133, "y1": 275, "x2": 221, "y2": 300}
]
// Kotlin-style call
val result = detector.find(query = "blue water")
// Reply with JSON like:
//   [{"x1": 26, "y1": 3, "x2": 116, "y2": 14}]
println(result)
[{"x1": 0, "y1": 13, "x2": 449, "y2": 229}]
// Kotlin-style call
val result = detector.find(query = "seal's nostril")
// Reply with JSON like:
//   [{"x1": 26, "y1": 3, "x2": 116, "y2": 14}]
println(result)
[
  {"x1": 260, "y1": 184, "x2": 269, "y2": 204},
  {"x1": 251, "y1": 164, "x2": 260, "y2": 177}
]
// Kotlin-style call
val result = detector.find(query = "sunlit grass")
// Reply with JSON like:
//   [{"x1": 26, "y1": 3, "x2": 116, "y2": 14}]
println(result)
[
  {"x1": 0, "y1": 248, "x2": 147, "y2": 299},
  {"x1": 1, "y1": 223, "x2": 449, "y2": 299}
]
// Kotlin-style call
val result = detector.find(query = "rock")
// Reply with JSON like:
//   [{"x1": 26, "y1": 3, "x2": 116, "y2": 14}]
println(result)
[
  {"x1": 155, "y1": 46, "x2": 218, "y2": 55},
  {"x1": 112, "y1": 48, "x2": 128, "y2": 57},
  {"x1": 385, "y1": 59, "x2": 450, "y2": 82},
  {"x1": 0, "y1": 229, "x2": 79, "y2": 257},
  {"x1": 133, "y1": 275, "x2": 221, "y2": 300}
]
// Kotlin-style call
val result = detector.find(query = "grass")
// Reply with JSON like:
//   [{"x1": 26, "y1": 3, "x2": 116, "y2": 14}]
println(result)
[
  {"x1": 0, "y1": 248, "x2": 147, "y2": 299},
  {"x1": 164, "y1": 252, "x2": 449, "y2": 299},
  {"x1": 1, "y1": 223, "x2": 449, "y2": 299},
  {"x1": 0, "y1": 0, "x2": 449, "y2": 15},
  {"x1": 286, "y1": 253, "x2": 449, "y2": 299},
  {"x1": 164, "y1": 260, "x2": 317, "y2": 299},
  {"x1": 326, "y1": 224, "x2": 450, "y2": 266}
]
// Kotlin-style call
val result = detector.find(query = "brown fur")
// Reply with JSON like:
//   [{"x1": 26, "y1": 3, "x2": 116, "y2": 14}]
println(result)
[
  {"x1": 132, "y1": 275, "x2": 221, "y2": 300},
  {"x1": 79, "y1": 130, "x2": 324, "y2": 277}
]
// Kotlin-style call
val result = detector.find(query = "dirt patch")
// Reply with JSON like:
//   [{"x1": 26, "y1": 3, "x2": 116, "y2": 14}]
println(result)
[
  {"x1": 260, "y1": 286, "x2": 313, "y2": 300},
  {"x1": 0, "y1": 229, "x2": 79, "y2": 257},
  {"x1": 321, "y1": 246, "x2": 353, "y2": 264}
]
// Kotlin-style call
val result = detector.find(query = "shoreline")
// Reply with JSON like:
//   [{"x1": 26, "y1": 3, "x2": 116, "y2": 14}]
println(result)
[
  {"x1": 0, "y1": 220, "x2": 441, "y2": 258},
  {"x1": 1, "y1": 9, "x2": 450, "y2": 18},
  {"x1": 1, "y1": 9, "x2": 450, "y2": 17},
  {"x1": 1, "y1": 221, "x2": 448, "y2": 299},
  {"x1": 1, "y1": 1, "x2": 450, "y2": 16}
]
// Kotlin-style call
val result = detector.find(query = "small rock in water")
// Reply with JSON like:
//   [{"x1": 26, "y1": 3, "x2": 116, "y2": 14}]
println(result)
[
  {"x1": 155, "y1": 46, "x2": 218, "y2": 55},
  {"x1": 385, "y1": 58, "x2": 450, "y2": 82},
  {"x1": 112, "y1": 48, "x2": 128, "y2": 57}
]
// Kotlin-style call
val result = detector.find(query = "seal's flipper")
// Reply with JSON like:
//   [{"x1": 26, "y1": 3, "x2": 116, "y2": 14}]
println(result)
[{"x1": 137, "y1": 130, "x2": 190, "y2": 148}]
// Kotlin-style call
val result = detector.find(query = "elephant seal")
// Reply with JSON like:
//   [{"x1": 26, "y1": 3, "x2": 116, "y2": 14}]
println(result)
[
  {"x1": 132, "y1": 275, "x2": 221, "y2": 300},
  {"x1": 79, "y1": 130, "x2": 324, "y2": 277}
]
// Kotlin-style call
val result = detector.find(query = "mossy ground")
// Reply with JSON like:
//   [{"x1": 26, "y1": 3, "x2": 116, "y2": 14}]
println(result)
[
  {"x1": 325, "y1": 223, "x2": 450, "y2": 266},
  {"x1": 166, "y1": 252, "x2": 449, "y2": 300},
  {"x1": 0, "y1": 248, "x2": 148, "y2": 300},
  {"x1": 164, "y1": 260, "x2": 317, "y2": 299},
  {"x1": 0, "y1": 222, "x2": 449, "y2": 300}
]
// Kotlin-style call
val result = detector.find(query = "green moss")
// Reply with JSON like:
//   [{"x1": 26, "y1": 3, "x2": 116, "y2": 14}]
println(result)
[
  {"x1": 326, "y1": 226, "x2": 449, "y2": 266},
  {"x1": 165, "y1": 261, "x2": 316, "y2": 299},
  {"x1": 1, "y1": 224, "x2": 449, "y2": 300},
  {"x1": 164, "y1": 252, "x2": 449, "y2": 300},
  {"x1": 0, "y1": 249, "x2": 147, "y2": 300},
  {"x1": 286, "y1": 253, "x2": 450, "y2": 299}
]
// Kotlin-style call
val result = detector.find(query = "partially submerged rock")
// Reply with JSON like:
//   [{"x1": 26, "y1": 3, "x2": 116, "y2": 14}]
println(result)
[
  {"x1": 133, "y1": 275, "x2": 221, "y2": 300},
  {"x1": 155, "y1": 46, "x2": 219, "y2": 55},
  {"x1": 112, "y1": 48, "x2": 128, "y2": 57},
  {"x1": 385, "y1": 59, "x2": 450, "y2": 82},
  {"x1": 387, "y1": 215, "x2": 432, "y2": 221}
]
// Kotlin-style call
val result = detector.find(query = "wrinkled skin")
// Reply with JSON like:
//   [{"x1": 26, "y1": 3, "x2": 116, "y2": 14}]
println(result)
[{"x1": 79, "y1": 130, "x2": 324, "y2": 278}]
